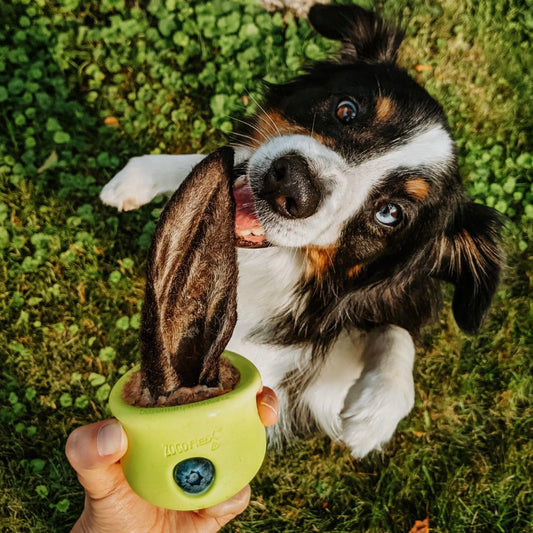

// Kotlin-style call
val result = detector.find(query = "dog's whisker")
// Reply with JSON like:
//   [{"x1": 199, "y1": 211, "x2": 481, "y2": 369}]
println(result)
[
  {"x1": 228, "y1": 136, "x2": 253, "y2": 146},
  {"x1": 229, "y1": 130, "x2": 260, "y2": 146},
  {"x1": 229, "y1": 143, "x2": 253, "y2": 152},
  {"x1": 245, "y1": 89, "x2": 282, "y2": 139},
  {"x1": 227, "y1": 115, "x2": 272, "y2": 144},
  {"x1": 228, "y1": 139, "x2": 254, "y2": 151}
]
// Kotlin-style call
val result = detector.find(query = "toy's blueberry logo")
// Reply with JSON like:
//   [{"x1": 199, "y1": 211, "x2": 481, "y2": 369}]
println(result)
[{"x1": 173, "y1": 458, "x2": 215, "y2": 495}]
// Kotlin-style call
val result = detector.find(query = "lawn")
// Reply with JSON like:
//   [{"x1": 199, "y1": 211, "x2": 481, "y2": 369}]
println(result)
[{"x1": 1, "y1": 0, "x2": 531, "y2": 531}]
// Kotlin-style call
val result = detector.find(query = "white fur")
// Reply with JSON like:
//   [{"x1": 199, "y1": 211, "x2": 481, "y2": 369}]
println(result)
[
  {"x1": 100, "y1": 154, "x2": 205, "y2": 210},
  {"x1": 230, "y1": 247, "x2": 307, "y2": 444},
  {"x1": 248, "y1": 134, "x2": 348, "y2": 247},
  {"x1": 100, "y1": 147, "x2": 253, "y2": 211},
  {"x1": 300, "y1": 331, "x2": 366, "y2": 442},
  {"x1": 101, "y1": 153, "x2": 417, "y2": 457},
  {"x1": 228, "y1": 247, "x2": 415, "y2": 456},
  {"x1": 248, "y1": 124, "x2": 454, "y2": 247},
  {"x1": 341, "y1": 326, "x2": 415, "y2": 458}
]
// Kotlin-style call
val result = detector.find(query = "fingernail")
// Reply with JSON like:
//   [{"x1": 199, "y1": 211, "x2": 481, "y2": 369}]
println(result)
[
  {"x1": 260, "y1": 400, "x2": 279, "y2": 418},
  {"x1": 97, "y1": 420, "x2": 125, "y2": 456},
  {"x1": 261, "y1": 392, "x2": 278, "y2": 412}
]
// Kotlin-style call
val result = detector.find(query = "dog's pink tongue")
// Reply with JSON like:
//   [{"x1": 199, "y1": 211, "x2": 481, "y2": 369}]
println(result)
[{"x1": 233, "y1": 178, "x2": 267, "y2": 247}]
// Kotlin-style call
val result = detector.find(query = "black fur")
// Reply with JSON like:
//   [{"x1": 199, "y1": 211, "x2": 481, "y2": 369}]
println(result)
[
  {"x1": 238, "y1": 5, "x2": 503, "y2": 357},
  {"x1": 432, "y1": 201, "x2": 504, "y2": 334},
  {"x1": 308, "y1": 4, "x2": 405, "y2": 63}
]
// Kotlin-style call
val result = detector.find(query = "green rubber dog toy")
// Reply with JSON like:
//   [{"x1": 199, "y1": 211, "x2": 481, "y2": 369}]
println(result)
[
  {"x1": 109, "y1": 351, "x2": 266, "y2": 511},
  {"x1": 108, "y1": 148, "x2": 267, "y2": 511}
]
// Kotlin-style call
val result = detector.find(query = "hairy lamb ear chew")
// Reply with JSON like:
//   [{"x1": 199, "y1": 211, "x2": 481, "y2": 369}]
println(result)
[
  {"x1": 137, "y1": 146, "x2": 240, "y2": 405},
  {"x1": 308, "y1": 4, "x2": 405, "y2": 64},
  {"x1": 431, "y1": 201, "x2": 504, "y2": 335}
]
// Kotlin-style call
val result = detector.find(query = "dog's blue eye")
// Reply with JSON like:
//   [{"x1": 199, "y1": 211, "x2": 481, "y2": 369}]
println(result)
[
  {"x1": 336, "y1": 100, "x2": 358, "y2": 124},
  {"x1": 375, "y1": 204, "x2": 401, "y2": 226}
]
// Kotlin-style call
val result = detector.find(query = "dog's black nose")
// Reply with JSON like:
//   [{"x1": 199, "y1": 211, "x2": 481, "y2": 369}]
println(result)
[{"x1": 260, "y1": 154, "x2": 320, "y2": 219}]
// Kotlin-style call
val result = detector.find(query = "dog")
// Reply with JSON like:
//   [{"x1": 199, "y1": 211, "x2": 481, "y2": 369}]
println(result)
[{"x1": 100, "y1": 4, "x2": 503, "y2": 458}]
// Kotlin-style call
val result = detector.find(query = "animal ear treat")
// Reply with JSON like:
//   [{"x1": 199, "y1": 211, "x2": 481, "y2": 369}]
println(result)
[
  {"x1": 108, "y1": 147, "x2": 266, "y2": 511},
  {"x1": 125, "y1": 146, "x2": 240, "y2": 408}
]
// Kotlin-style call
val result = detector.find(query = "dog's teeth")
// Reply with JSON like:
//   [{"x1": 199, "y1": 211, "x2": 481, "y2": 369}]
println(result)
[
  {"x1": 239, "y1": 229, "x2": 252, "y2": 236},
  {"x1": 251, "y1": 228, "x2": 265, "y2": 236},
  {"x1": 234, "y1": 175, "x2": 248, "y2": 187}
]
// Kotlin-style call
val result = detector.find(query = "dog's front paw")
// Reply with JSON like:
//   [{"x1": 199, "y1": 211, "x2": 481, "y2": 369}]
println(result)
[
  {"x1": 340, "y1": 370, "x2": 414, "y2": 458},
  {"x1": 100, "y1": 157, "x2": 160, "y2": 211}
]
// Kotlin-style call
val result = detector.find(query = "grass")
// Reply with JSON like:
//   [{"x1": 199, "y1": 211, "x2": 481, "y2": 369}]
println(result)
[{"x1": 0, "y1": 0, "x2": 531, "y2": 531}]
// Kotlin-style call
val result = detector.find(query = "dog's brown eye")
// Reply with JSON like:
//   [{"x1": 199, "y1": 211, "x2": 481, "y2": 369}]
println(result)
[
  {"x1": 376, "y1": 204, "x2": 401, "y2": 227},
  {"x1": 336, "y1": 100, "x2": 358, "y2": 124}
]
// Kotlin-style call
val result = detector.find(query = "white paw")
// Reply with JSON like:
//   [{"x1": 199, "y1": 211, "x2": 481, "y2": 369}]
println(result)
[
  {"x1": 100, "y1": 157, "x2": 161, "y2": 211},
  {"x1": 340, "y1": 370, "x2": 414, "y2": 458}
]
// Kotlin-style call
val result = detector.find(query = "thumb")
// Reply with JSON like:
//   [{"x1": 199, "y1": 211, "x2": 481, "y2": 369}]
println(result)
[{"x1": 66, "y1": 419, "x2": 128, "y2": 499}]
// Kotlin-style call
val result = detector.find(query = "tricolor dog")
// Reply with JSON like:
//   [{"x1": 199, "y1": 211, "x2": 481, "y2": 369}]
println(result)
[{"x1": 100, "y1": 5, "x2": 503, "y2": 457}]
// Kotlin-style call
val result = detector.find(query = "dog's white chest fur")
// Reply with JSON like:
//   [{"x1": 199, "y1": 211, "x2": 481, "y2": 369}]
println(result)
[
  {"x1": 228, "y1": 248, "x2": 313, "y2": 398},
  {"x1": 227, "y1": 247, "x2": 415, "y2": 456}
]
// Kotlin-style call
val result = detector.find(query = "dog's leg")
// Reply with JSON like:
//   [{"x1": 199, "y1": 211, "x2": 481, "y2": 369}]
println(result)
[
  {"x1": 100, "y1": 154, "x2": 206, "y2": 211},
  {"x1": 301, "y1": 326, "x2": 414, "y2": 457},
  {"x1": 340, "y1": 325, "x2": 415, "y2": 458},
  {"x1": 300, "y1": 332, "x2": 367, "y2": 443}
]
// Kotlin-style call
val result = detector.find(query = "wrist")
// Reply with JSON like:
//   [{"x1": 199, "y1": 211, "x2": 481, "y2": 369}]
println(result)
[{"x1": 71, "y1": 509, "x2": 92, "y2": 533}]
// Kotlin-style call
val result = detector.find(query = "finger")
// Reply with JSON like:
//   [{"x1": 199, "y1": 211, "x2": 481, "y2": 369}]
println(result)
[
  {"x1": 65, "y1": 419, "x2": 128, "y2": 499},
  {"x1": 257, "y1": 386, "x2": 279, "y2": 427},
  {"x1": 196, "y1": 485, "x2": 251, "y2": 526}
]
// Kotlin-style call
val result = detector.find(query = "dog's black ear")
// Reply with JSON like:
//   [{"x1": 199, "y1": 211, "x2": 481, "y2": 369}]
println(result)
[
  {"x1": 431, "y1": 201, "x2": 504, "y2": 334},
  {"x1": 308, "y1": 4, "x2": 404, "y2": 63}
]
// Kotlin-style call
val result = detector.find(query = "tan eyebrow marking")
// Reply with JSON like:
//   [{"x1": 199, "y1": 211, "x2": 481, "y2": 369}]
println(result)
[
  {"x1": 375, "y1": 96, "x2": 395, "y2": 121},
  {"x1": 405, "y1": 177, "x2": 430, "y2": 201},
  {"x1": 249, "y1": 111, "x2": 334, "y2": 148}
]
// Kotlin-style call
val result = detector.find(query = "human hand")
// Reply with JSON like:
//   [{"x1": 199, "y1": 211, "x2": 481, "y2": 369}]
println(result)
[{"x1": 66, "y1": 387, "x2": 278, "y2": 533}]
